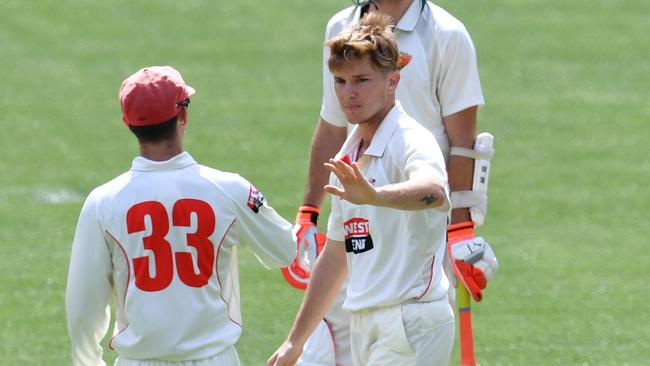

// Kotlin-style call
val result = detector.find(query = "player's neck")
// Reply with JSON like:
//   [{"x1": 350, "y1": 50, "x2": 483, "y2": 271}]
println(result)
[
  {"x1": 368, "y1": 0, "x2": 413, "y2": 23},
  {"x1": 138, "y1": 140, "x2": 183, "y2": 162},
  {"x1": 358, "y1": 99, "x2": 395, "y2": 147}
]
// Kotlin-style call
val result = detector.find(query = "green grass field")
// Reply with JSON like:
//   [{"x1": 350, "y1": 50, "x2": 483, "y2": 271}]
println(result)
[{"x1": 1, "y1": 0, "x2": 648, "y2": 365}]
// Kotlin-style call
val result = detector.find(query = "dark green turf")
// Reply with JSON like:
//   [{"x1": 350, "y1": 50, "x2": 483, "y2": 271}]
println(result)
[{"x1": 1, "y1": 0, "x2": 647, "y2": 364}]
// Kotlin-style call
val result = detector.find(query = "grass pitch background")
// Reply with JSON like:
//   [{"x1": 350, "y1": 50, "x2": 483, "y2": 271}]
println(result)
[{"x1": 1, "y1": 0, "x2": 648, "y2": 365}]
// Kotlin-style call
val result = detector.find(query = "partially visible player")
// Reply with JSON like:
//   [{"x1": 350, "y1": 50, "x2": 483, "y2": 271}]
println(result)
[
  {"x1": 283, "y1": 1, "x2": 498, "y2": 364},
  {"x1": 65, "y1": 65, "x2": 296, "y2": 366},
  {"x1": 269, "y1": 13, "x2": 455, "y2": 366}
]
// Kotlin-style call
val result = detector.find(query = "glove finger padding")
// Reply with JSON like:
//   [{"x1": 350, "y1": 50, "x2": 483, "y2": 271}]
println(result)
[
  {"x1": 447, "y1": 222, "x2": 498, "y2": 302},
  {"x1": 281, "y1": 223, "x2": 325, "y2": 290}
]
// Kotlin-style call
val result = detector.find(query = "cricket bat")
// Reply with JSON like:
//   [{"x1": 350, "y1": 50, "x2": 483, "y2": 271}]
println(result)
[{"x1": 458, "y1": 283, "x2": 477, "y2": 366}]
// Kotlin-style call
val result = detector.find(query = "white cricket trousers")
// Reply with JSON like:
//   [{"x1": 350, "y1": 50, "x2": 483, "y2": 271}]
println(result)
[
  {"x1": 298, "y1": 287, "x2": 352, "y2": 366},
  {"x1": 113, "y1": 346, "x2": 240, "y2": 366},
  {"x1": 297, "y1": 320, "x2": 337, "y2": 366},
  {"x1": 350, "y1": 299, "x2": 455, "y2": 366}
]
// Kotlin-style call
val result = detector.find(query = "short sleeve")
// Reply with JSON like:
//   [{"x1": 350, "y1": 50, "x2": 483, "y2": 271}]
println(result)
[
  {"x1": 402, "y1": 130, "x2": 451, "y2": 212},
  {"x1": 437, "y1": 27, "x2": 485, "y2": 117},
  {"x1": 320, "y1": 18, "x2": 348, "y2": 127}
]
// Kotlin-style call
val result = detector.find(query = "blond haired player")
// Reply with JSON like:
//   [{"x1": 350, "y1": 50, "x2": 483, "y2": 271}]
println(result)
[
  {"x1": 269, "y1": 13, "x2": 455, "y2": 366},
  {"x1": 283, "y1": 1, "x2": 498, "y2": 364},
  {"x1": 65, "y1": 66, "x2": 296, "y2": 366}
]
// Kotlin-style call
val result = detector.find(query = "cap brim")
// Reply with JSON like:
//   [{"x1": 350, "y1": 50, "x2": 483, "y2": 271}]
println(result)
[{"x1": 186, "y1": 85, "x2": 196, "y2": 97}]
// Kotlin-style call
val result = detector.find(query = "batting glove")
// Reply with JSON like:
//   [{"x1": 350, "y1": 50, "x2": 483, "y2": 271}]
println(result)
[
  {"x1": 447, "y1": 221, "x2": 499, "y2": 302},
  {"x1": 281, "y1": 206, "x2": 325, "y2": 290}
]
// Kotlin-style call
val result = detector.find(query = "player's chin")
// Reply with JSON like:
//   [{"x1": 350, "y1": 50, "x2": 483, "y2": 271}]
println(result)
[{"x1": 343, "y1": 113, "x2": 364, "y2": 125}]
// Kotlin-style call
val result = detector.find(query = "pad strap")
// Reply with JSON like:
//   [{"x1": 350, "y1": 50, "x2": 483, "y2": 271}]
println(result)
[
  {"x1": 450, "y1": 146, "x2": 493, "y2": 160},
  {"x1": 450, "y1": 191, "x2": 486, "y2": 210},
  {"x1": 449, "y1": 132, "x2": 495, "y2": 226}
]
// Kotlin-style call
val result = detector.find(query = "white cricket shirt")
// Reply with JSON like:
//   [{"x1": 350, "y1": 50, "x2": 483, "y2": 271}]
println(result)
[
  {"x1": 65, "y1": 152, "x2": 295, "y2": 365},
  {"x1": 326, "y1": 103, "x2": 451, "y2": 311},
  {"x1": 320, "y1": 0, "x2": 485, "y2": 159}
]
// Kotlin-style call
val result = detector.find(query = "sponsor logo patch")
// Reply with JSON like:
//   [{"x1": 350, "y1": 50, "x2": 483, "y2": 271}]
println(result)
[
  {"x1": 397, "y1": 52, "x2": 412, "y2": 70},
  {"x1": 247, "y1": 185, "x2": 265, "y2": 213},
  {"x1": 343, "y1": 217, "x2": 374, "y2": 254}
]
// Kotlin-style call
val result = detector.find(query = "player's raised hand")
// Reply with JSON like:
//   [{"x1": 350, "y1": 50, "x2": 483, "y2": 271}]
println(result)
[
  {"x1": 324, "y1": 156, "x2": 377, "y2": 205},
  {"x1": 267, "y1": 340, "x2": 302, "y2": 366}
]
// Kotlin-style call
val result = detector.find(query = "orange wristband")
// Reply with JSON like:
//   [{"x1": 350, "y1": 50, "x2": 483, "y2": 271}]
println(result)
[
  {"x1": 447, "y1": 221, "x2": 474, "y2": 242},
  {"x1": 297, "y1": 205, "x2": 320, "y2": 224}
]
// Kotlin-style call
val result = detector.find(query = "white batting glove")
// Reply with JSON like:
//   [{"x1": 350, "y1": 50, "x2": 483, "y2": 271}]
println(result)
[
  {"x1": 281, "y1": 206, "x2": 325, "y2": 290},
  {"x1": 448, "y1": 222, "x2": 499, "y2": 302}
]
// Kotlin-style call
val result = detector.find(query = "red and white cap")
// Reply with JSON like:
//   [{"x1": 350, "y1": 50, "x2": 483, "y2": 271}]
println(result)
[{"x1": 119, "y1": 65, "x2": 196, "y2": 126}]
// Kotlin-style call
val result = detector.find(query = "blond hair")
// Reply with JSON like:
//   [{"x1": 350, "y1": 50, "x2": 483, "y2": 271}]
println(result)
[{"x1": 326, "y1": 12, "x2": 398, "y2": 74}]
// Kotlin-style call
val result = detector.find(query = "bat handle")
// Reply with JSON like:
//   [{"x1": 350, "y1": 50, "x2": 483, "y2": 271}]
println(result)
[{"x1": 458, "y1": 284, "x2": 478, "y2": 366}]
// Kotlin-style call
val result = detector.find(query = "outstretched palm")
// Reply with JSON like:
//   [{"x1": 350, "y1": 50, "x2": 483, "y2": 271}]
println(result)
[{"x1": 324, "y1": 158, "x2": 377, "y2": 205}]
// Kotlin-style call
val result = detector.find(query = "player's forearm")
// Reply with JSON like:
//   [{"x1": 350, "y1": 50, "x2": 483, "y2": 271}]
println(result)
[
  {"x1": 66, "y1": 205, "x2": 113, "y2": 366},
  {"x1": 66, "y1": 274, "x2": 111, "y2": 366},
  {"x1": 447, "y1": 155, "x2": 473, "y2": 223},
  {"x1": 373, "y1": 177, "x2": 448, "y2": 211},
  {"x1": 302, "y1": 119, "x2": 347, "y2": 207},
  {"x1": 66, "y1": 273, "x2": 111, "y2": 366},
  {"x1": 69, "y1": 331, "x2": 108, "y2": 366},
  {"x1": 443, "y1": 106, "x2": 478, "y2": 224},
  {"x1": 286, "y1": 240, "x2": 347, "y2": 346}
]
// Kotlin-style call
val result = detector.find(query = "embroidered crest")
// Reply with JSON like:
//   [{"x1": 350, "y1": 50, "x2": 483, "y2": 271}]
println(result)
[
  {"x1": 247, "y1": 185, "x2": 265, "y2": 213},
  {"x1": 397, "y1": 52, "x2": 412, "y2": 70}
]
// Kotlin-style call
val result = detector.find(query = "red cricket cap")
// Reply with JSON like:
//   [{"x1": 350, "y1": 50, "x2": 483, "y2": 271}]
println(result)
[{"x1": 119, "y1": 66, "x2": 196, "y2": 126}]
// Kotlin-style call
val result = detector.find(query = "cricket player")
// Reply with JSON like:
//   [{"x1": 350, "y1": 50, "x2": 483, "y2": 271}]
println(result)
[
  {"x1": 65, "y1": 65, "x2": 296, "y2": 366},
  {"x1": 281, "y1": 1, "x2": 498, "y2": 364},
  {"x1": 269, "y1": 13, "x2": 455, "y2": 366}
]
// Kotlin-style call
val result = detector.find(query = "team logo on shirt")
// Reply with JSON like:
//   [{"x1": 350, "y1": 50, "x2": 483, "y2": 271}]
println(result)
[
  {"x1": 397, "y1": 52, "x2": 412, "y2": 71},
  {"x1": 247, "y1": 185, "x2": 265, "y2": 213},
  {"x1": 343, "y1": 217, "x2": 374, "y2": 254}
]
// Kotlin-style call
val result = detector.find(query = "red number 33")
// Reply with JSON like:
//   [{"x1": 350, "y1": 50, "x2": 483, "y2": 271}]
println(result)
[{"x1": 126, "y1": 199, "x2": 216, "y2": 292}]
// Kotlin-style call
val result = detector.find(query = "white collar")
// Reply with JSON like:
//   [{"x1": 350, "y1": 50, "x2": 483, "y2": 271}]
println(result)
[
  {"x1": 352, "y1": 0, "x2": 423, "y2": 32},
  {"x1": 342, "y1": 101, "x2": 406, "y2": 159},
  {"x1": 131, "y1": 151, "x2": 197, "y2": 171},
  {"x1": 395, "y1": 0, "x2": 423, "y2": 32}
]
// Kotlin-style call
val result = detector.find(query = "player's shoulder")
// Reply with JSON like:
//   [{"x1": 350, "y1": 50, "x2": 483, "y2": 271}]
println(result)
[
  {"x1": 197, "y1": 165, "x2": 250, "y2": 190},
  {"x1": 80, "y1": 171, "x2": 132, "y2": 213},
  {"x1": 325, "y1": 5, "x2": 358, "y2": 37},
  {"x1": 396, "y1": 107, "x2": 433, "y2": 135},
  {"x1": 197, "y1": 165, "x2": 267, "y2": 213},
  {"x1": 393, "y1": 110, "x2": 438, "y2": 149},
  {"x1": 422, "y1": 1, "x2": 472, "y2": 42},
  {"x1": 196, "y1": 164, "x2": 256, "y2": 201},
  {"x1": 425, "y1": 2, "x2": 467, "y2": 30},
  {"x1": 86, "y1": 171, "x2": 132, "y2": 203}
]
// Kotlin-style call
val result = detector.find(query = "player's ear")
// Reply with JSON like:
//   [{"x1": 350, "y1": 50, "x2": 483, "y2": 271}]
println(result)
[
  {"x1": 177, "y1": 109, "x2": 188, "y2": 126},
  {"x1": 387, "y1": 70, "x2": 400, "y2": 92}
]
